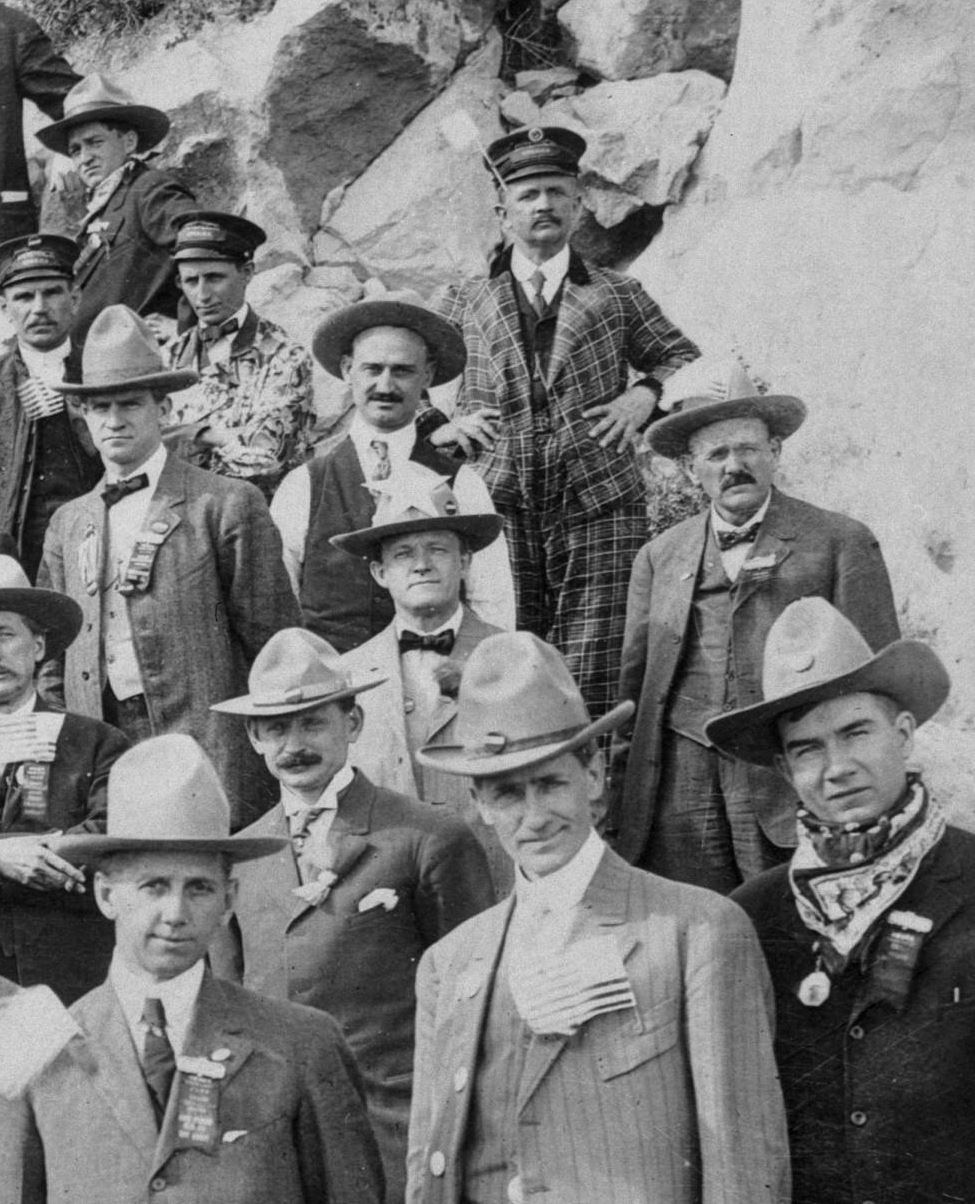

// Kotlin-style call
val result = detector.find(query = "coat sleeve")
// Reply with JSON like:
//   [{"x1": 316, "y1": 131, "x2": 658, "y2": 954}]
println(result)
[
  {"x1": 623, "y1": 277, "x2": 699, "y2": 386},
  {"x1": 14, "y1": 16, "x2": 80, "y2": 121},
  {"x1": 35, "y1": 514, "x2": 68, "y2": 709},
  {"x1": 415, "y1": 820, "x2": 495, "y2": 946},
  {"x1": 684, "y1": 900, "x2": 791, "y2": 1204},
  {"x1": 830, "y1": 519, "x2": 900, "y2": 651},
  {"x1": 61, "y1": 722, "x2": 131, "y2": 835},
  {"x1": 607, "y1": 542, "x2": 653, "y2": 808},
  {"x1": 406, "y1": 943, "x2": 442, "y2": 1204},
  {"x1": 135, "y1": 172, "x2": 197, "y2": 254}
]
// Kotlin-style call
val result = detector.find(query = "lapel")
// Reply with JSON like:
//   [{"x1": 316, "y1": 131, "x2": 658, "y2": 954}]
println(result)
[
  {"x1": 229, "y1": 306, "x2": 260, "y2": 359},
  {"x1": 243, "y1": 804, "x2": 306, "y2": 924},
  {"x1": 480, "y1": 269, "x2": 532, "y2": 384},
  {"x1": 366, "y1": 624, "x2": 412, "y2": 755},
  {"x1": 665, "y1": 511, "x2": 708, "y2": 626},
  {"x1": 732, "y1": 489, "x2": 797, "y2": 610},
  {"x1": 423, "y1": 606, "x2": 492, "y2": 743},
  {"x1": 153, "y1": 974, "x2": 255, "y2": 1173},
  {"x1": 287, "y1": 775, "x2": 372, "y2": 925},
  {"x1": 140, "y1": 451, "x2": 186, "y2": 547},
  {"x1": 545, "y1": 252, "x2": 593, "y2": 387}
]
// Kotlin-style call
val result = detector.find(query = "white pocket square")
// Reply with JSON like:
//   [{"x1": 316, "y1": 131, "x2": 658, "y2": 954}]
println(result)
[
  {"x1": 222, "y1": 1130, "x2": 248, "y2": 1144},
  {"x1": 358, "y1": 887, "x2": 398, "y2": 913}
]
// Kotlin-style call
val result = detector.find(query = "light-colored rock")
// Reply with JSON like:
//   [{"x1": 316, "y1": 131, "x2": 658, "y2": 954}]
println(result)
[
  {"x1": 632, "y1": 0, "x2": 975, "y2": 767},
  {"x1": 499, "y1": 89, "x2": 543, "y2": 127},
  {"x1": 558, "y1": 0, "x2": 740, "y2": 83},
  {"x1": 305, "y1": 265, "x2": 363, "y2": 301}
]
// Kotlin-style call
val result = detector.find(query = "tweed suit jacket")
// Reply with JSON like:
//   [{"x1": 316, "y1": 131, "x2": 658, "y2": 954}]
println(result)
[
  {"x1": 407, "y1": 844, "x2": 790, "y2": 1204},
  {"x1": 610, "y1": 488, "x2": 901, "y2": 856},
  {"x1": 434, "y1": 248, "x2": 698, "y2": 514},
  {"x1": 733, "y1": 825, "x2": 975, "y2": 1204},
  {"x1": 341, "y1": 606, "x2": 512, "y2": 899},
  {"x1": 37, "y1": 450, "x2": 301, "y2": 828},
  {"x1": 0, "y1": 971, "x2": 384, "y2": 1204},
  {"x1": 212, "y1": 769, "x2": 494, "y2": 1204},
  {"x1": 0, "y1": 699, "x2": 128, "y2": 1002}
]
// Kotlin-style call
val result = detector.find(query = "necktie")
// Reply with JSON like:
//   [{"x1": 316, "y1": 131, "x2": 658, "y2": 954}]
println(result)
[
  {"x1": 528, "y1": 268, "x2": 547, "y2": 319},
  {"x1": 398, "y1": 629, "x2": 455, "y2": 656},
  {"x1": 198, "y1": 317, "x2": 240, "y2": 344},
  {"x1": 369, "y1": 439, "x2": 391, "y2": 481},
  {"x1": 141, "y1": 997, "x2": 175, "y2": 1121},
  {"x1": 715, "y1": 523, "x2": 760, "y2": 552},
  {"x1": 292, "y1": 804, "x2": 327, "y2": 853},
  {"x1": 102, "y1": 473, "x2": 149, "y2": 509}
]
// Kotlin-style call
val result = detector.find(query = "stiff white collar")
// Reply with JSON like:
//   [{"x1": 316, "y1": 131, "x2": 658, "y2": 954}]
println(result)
[
  {"x1": 515, "y1": 827, "x2": 604, "y2": 913},
  {"x1": 711, "y1": 489, "x2": 772, "y2": 535},
  {"x1": 280, "y1": 762, "x2": 355, "y2": 821},
  {"x1": 510, "y1": 244, "x2": 570, "y2": 289},
  {"x1": 17, "y1": 338, "x2": 70, "y2": 387},
  {"x1": 105, "y1": 441, "x2": 167, "y2": 488},
  {"x1": 110, "y1": 953, "x2": 205, "y2": 1058},
  {"x1": 349, "y1": 414, "x2": 417, "y2": 466},
  {"x1": 394, "y1": 603, "x2": 463, "y2": 641}
]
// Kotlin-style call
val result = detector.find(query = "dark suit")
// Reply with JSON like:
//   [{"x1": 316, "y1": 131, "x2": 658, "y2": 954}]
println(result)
[
  {"x1": 733, "y1": 825, "x2": 975, "y2": 1204},
  {"x1": 72, "y1": 160, "x2": 196, "y2": 347},
  {"x1": 213, "y1": 769, "x2": 494, "y2": 1203},
  {"x1": 1, "y1": 971, "x2": 385, "y2": 1204},
  {"x1": 37, "y1": 450, "x2": 302, "y2": 828},
  {"x1": 0, "y1": 701, "x2": 128, "y2": 1003},
  {"x1": 408, "y1": 844, "x2": 790, "y2": 1204},
  {"x1": 610, "y1": 488, "x2": 900, "y2": 877}
]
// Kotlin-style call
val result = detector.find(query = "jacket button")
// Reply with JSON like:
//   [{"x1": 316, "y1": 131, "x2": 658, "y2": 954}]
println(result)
[
  {"x1": 453, "y1": 1067, "x2": 468, "y2": 1092},
  {"x1": 150, "y1": 1178, "x2": 167, "y2": 1192},
  {"x1": 429, "y1": 1150, "x2": 446, "y2": 1177},
  {"x1": 81, "y1": 671, "x2": 90, "y2": 681},
  {"x1": 849, "y1": 1024, "x2": 865, "y2": 1040},
  {"x1": 850, "y1": 1110, "x2": 867, "y2": 1126}
]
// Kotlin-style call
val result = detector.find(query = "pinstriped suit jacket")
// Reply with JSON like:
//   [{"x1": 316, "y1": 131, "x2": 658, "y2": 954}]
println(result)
[
  {"x1": 434, "y1": 248, "x2": 698, "y2": 514},
  {"x1": 407, "y1": 844, "x2": 790, "y2": 1204}
]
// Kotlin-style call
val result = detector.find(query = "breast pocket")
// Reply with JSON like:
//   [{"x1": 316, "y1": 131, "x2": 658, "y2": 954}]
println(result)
[{"x1": 595, "y1": 999, "x2": 679, "y2": 1081}]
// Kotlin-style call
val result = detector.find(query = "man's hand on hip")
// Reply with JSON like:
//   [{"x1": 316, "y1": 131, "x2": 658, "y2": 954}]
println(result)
[{"x1": 584, "y1": 385, "x2": 658, "y2": 452}]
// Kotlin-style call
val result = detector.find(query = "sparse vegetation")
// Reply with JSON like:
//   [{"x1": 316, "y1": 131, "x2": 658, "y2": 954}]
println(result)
[{"x1": 24, "y1": 0, "x2": 273, "y2": 48}]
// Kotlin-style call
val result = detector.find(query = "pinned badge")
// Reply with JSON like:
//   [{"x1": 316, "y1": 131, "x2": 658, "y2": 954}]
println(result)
[{"x1": 797, "y1": 969, "x2": 831, "y2": 1007}]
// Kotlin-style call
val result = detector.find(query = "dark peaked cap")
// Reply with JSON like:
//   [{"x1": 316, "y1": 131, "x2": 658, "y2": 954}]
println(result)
[{"x1": 486, "y1": 125, "x2": 587, "y2": 184}]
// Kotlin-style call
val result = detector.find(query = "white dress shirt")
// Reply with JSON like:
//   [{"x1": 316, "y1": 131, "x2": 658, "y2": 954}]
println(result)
[
  {"x1": 270, "y1": 420, "x2": 516, "y2": 631},
  {"x1": 510, "y1": 244, "x2": 570, "y2": 307},
  {"x1": 509, "y1": 827, "x2": 605, "y2": 956},
  {"x1": 395, "y1": 603, "x2": 464, "y2": 743},
  {"x1": 711, "y1": 490, "x2": 772, "y2": 582},
  {"x1": 110, "y1": 952, "x2": 205, "y2": 1058},
  {"x1": 18, "y1": 338, "x2": 71, "y2": 387}
]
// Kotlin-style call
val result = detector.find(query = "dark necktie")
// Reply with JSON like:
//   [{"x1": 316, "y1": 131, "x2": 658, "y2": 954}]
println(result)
[
  {"x1": 398, "y1": 629, "x2": 455, "y2": 656},
  {"x1": 102, "y1": 473, "x2": 149, "y2": 509},
  {"x1": 528, "y1": 268, "x2": 547, "y2": 319},
  {"x1": 715, "y1": 523, "x2": 760, "y2": 552},
  {"x1": 198, "y1": 316, "x2": 240, "y2": 344},
  {"x1": 141, "y1": 996, "x2": 176, "y2": 1121}
]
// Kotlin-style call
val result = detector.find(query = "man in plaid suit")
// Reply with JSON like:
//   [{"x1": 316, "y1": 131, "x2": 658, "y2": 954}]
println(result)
[{"x1": 432, "y1": 126, "x2": 699, "y2": 727}]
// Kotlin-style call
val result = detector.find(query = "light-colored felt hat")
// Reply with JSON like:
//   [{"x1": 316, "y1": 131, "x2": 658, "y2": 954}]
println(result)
[
  {"x1": 37, "y1": 74, "x2": 170, "y2": 157},
  {"x1": 58, "y1": 305, "x2": 198, "y2": 396}
]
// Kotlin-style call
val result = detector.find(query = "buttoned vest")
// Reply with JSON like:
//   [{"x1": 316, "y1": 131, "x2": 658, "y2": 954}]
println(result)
[{"x1": 299, "y1": 436, "x2": 458, "y2": 653}]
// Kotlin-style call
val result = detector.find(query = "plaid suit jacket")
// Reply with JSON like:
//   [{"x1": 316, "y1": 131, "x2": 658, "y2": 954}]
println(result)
[{"x1": 434, "y1": 248, "x2": 698, "y2": 513}]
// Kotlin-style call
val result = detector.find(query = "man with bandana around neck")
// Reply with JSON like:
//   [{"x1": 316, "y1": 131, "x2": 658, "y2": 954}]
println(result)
[{"x1": 707, "y1": 597, "x2": 975, "y2": 1204}]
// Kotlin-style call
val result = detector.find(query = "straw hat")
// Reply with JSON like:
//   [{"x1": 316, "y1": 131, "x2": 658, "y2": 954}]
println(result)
[
  {"x1": 37, "y1": 74, "x2": 170, "y2": 157},
  {"x1": 57, "y1": 734, "x2": 286, "y2": 864},
  {"x1": 211, "y1": 628, "x2": 384, "y2": 718},
  {"x1": 312, "y1": 290, "x2": 466, "y2": 386},
  {"x1": 0, "y1": 555, "x2": 81, "y2": 661},
  {"x1": 705, "y1": 598, "x2": 950, "y2": 767},
  {"x1": 416, "y1": 632, "x2": 633, "y2": 777},
  {"x1": 58, "y1": 305, "x2": 197, "y2": 396}
]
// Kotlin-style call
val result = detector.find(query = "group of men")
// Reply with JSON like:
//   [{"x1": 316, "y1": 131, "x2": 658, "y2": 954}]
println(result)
[{"x1": 0, "y1": 10, "x2": 970, "y2": 1202}]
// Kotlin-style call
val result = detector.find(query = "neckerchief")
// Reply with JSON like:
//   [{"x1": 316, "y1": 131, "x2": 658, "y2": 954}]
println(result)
[
  {"x1": 82, "y1": 159, "x2": 137, "y2": 229},
  {"x1": 789, "y1": 774, "x2": 944, "y2": 967}
]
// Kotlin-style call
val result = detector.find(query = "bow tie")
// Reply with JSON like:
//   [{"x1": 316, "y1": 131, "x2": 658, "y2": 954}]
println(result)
[
  {"x1": 715, "y1": 523, "x2": 761, "y2": 552},
  {"x1": 199, "y1": 317, "x2": 239, "y2": 344},
  {"x1": 102, "y1": 473, "x2": 149, "y2": 509},
  {"x1": 398, "y1": 629, "x2": 455, "y2": 656}
]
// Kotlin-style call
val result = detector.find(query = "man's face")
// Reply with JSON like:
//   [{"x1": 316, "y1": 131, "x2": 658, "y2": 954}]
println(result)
[
  {"x1": 370, "y1": 529, "x2": 470, "y2": 626},
  {"x1": 341, "y1": 326, "x2": 433, "y2": 432},
  {"x1": 66, "y1": 121, "x2": 138, "y2": 189},
  {"x1": 248, "y1": 701, "x2": 362, "y2": 802},
  {"x1": 0, "y1": 612, "x2": 44, "y2": 709},
  {"x1": 83, "y1": 389, "x2": 170, "y2": 473},
  {"x1": 177, "y1": 259, "x2": 251, "y2": 328},
  {"x1": 496, "y1": 173, "x2": 582, "y2": 259},
  {"x1": 685, "y1": 417, "x2": 781, "y2": 524},
  {"x1": 0, "y1": 278, "x2": 77, "y2": 350},
  {"x1": 94, "y1": 852, "x2": 236, "y2": 983},
  {"x1": 473, "y1": 749, "x2": 603, "y2": 880},
  {"x1": 776, "y1": 692, "x2": 915, "y2": 827}
]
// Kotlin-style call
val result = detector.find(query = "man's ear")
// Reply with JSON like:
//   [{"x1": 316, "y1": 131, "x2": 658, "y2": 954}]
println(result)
[
  {"x1": 244, "y1": 718, "x2": 263, "y2": 755},
  {"x1": 93, "y1": 870, "x2": 117, "y2": 921},
  {"x1": 340, "y1": 353, "x2": 353, "y2": 383},
  {"x1": 369, "y1": 559, "x2": 387, "y2": 591},
  {"x1": 345, "y1": 703, "x2": 364, "y2": 747},
  {"x1": 120, "y1": 128, "x2": 139, "y2": 157}
]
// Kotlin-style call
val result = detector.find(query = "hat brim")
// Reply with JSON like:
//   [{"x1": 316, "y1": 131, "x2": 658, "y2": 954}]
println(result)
[
  {"x1": 37, "y1": 105, "x2": 170, "y2": 156},
  {"x1": 416, "y1": 700, "x2": 634, "y2": 778},
  {"x1": 211, "y1": 676, "x2": 386, "y2": 718},
  {"x1": 705, "y1": 641, "x2": 950, "y2": 768},
  {"x1": 60, "y1": 368, "x2": 199, "y2": 397},
  {"x1": 332, "y1": 514, "x2": 504, "y2": 559},
  {"x1": 312, "y1": 301, "x2": 466, "y2": 386},
  {"x1": 56, "y1": 834, "x2": 287, "y2": 866},
  {"x1": 647, "y1": 395, "x2": 807, "y2": 459},
  {"x1": 0, "y1": 588, "x2": 81, "y2": 660}
]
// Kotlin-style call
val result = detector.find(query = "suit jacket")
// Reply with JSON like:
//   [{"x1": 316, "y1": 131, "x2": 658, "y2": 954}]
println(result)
[
  {"x1": 72, "y1": 160, "x2": 196, "y2": 347},
  {"x1": 407, "y1": 845, "x2": 790, "y2": 1204},
  {"x1": 0, "y1": 699, "x2": 129, "y2": 1003},
  {"x1": 610, "y1": 488, "x2": 901, "y2": 855},
  {"x1": 342, "y1": 606, "x2": 512, "y2": 899},
  {"x1": 0, "y1": 971, "x2": 384, "y2": 1204},
  {"x1": 434, "y1": 248, "x2": 698, "y2": 514},
  {"x1": 37, "y1": 450, "x2": 302, "y2": 828},
  {"x1": 733, "y1": 825, "x2": 975, "y2": 1204},
  {"x1": 212, "y1": 769, "x2": 494, "y2": 1204}
]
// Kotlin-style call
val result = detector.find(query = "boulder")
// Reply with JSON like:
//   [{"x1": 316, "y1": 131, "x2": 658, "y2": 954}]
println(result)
[
  {"x1": 632, "y1": 0, "x2": 975, "y2": 774},
  {"x1": 558, "y1": 0, "x2": 740, "y2": 83}
]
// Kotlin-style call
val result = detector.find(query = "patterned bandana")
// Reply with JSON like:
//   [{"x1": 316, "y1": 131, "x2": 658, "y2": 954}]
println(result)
[
  {"x1": 789, "y1": 774, "x2": 945, "y2": 965},
  {"x1": 82, "y1": 159, "x2": 137, "y2": 227}
]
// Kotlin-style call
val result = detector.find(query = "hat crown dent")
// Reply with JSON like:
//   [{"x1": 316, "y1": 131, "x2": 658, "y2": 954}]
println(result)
[
  {"x1": 79, "y1": 305, "x2": 167, "y2": 385},
  {"x1": 63, "y1": 73, "x2": 141, "y2": 118},
  {"x1": 107, "y1": 734, "x2": 232, "y2": 840},
  {"x1": 247, "y1": 627, "x2": 352, "y2": 705},
  {"x1": 762, "y1": 598, "x2": 876, "y2": 702},
  {"x1": 370, "y1": 466, "x2": 461, "y2": 530}
]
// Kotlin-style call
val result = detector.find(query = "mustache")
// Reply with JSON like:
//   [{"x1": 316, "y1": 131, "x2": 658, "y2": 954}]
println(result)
[
  {"x1": 276, "y1": 752, "x2": 322, "y2": 770},
  {"x1": 720, "y1": 470, "x2": 756, "y2": 490}
]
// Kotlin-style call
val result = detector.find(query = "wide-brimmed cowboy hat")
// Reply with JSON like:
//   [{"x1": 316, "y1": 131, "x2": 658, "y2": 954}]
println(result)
[
  {"x1": 331, "y1": 462, "x2": 503, "y2": 559},
  {"x1": 649, "y1": 360, "x2": 806, "y2": 460},
  {"x1": 57, "y1": 734, "x2": 286, "y2": 864},
  {"x1": 58, "y1": 305, "x2": 197, "y2": 396},
  {"x1": 312, "y1": 290, "x2": 466, "y2": 386},
  {"x1": 705, "y1": 598, "x2": 950, "y2": 768},
  {"x1": 417, "y1": 632, "x2": 634, "y2": 777},
  {"x1": 211, "y1": 628, "x2": 385, "y2": 718},
  {"x1": 36, "y1": 74, "x2": 170, "y2": 157},
  {"x1": 0, "y1": 555, "x2": 81, "y2": 661}
]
